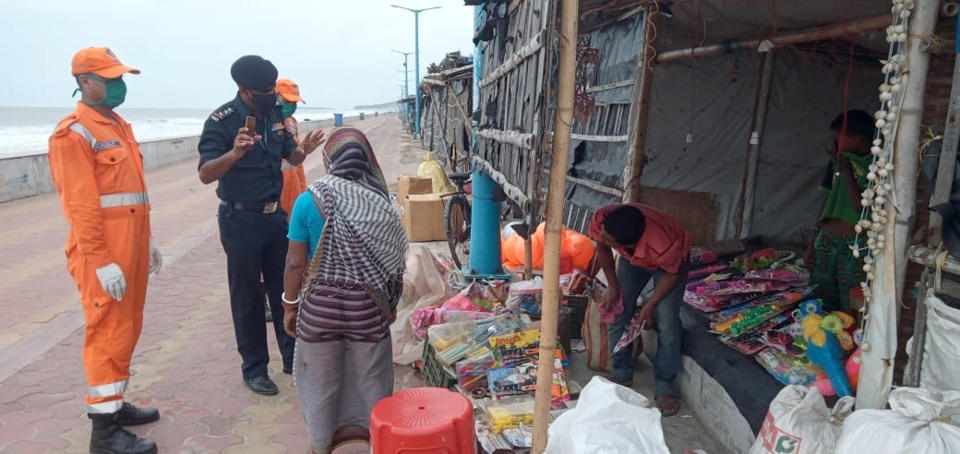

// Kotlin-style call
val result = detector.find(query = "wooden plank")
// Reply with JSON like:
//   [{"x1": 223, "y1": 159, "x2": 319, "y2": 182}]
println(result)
[
  {"x1": 585, "y1": 79, "x2": 635, "y2": 93},
  {"x1": 479, "y1": 31, "x2": 545, "y2": 87},
  {"x1": 472, "y1": 155, "x2": 530, "y2": 208},
  {"x1": 478, "y1": 128, "x2": 535, "y2": 149},
  {"x1": 570, "y1": 133, "x2": 628, "y2": 142}
]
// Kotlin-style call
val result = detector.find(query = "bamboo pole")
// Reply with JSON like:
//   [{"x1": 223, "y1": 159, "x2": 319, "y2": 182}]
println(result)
[
  {"x1": 623, "y1": 3, "x2": 659, "y2": 202},
  {"x1": 735, "y1": 51, "x2": 775, "y2": 238},
  {"x1": 531, "y1": 0, "x2": 578, "y2": 451},
  {"x1": 857, "y1": 0, "x2": 940, "y2": 410},
  {"x1": 446, "y1": 83, "x2": 473, "y2": 136},
  {"x1": 656, "y1": 15, "x2": 892, "y2": 63}
]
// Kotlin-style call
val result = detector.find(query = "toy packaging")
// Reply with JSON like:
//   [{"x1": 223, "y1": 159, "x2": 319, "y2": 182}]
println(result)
[
  {"x1": 755, "y1": 347, "x2": 823, "y2": 385},
  {"x1": 487, "y1": 358, "x2": 570, "y2": 405},
  {"x1": 456, "y1": 352, "x2": 497, "y2": 392},
  {"x1": 718, "y1": 314, "x2": 792, "y2": 355}
]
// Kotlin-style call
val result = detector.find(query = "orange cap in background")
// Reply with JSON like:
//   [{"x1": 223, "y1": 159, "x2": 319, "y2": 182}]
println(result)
[
  {"x1": 276, "y1": 78, "x2": 305, "y2": 103},
  {"x1": 71, "y1": 47, "x2": 140, "y2": 78}
]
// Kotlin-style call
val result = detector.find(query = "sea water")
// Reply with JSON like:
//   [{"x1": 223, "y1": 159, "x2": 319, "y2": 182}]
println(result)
[{"x1": 0, "y1": 106, "x2": 366, "y2": 157}]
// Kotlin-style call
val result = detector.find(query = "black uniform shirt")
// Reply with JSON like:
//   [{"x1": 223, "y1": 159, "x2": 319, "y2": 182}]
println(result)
[{"x1": 198, "y1": 94, "x2": 298, "y2": 203}]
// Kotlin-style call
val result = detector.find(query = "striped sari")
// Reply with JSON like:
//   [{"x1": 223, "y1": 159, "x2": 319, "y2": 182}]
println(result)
[{"x1": 292, "y1": 127, "x2": 407, "y2": 453}]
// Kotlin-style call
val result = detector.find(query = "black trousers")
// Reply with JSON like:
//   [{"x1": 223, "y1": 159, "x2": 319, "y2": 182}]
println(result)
[{"x1": 218, "y1": 203, "x2": 295, "y2": 379}]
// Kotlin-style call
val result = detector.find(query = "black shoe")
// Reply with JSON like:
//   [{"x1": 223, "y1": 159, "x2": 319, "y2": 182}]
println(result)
[
  {"x1": 115, "y1": 402, "x2": 160, "y2": 426},
  {"x1": 89, "y1": 413, "x2": 158, "y2": 454},
  {"x1": 282, "y1": 366, "x2": 292, "y2": 375},
  {"x1": 244, "y1": 375, "x2": 279, "y2": 396}
]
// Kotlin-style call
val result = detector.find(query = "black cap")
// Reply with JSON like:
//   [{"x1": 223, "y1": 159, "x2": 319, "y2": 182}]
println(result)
[{"x1": 230, "y1": 55, "x2": 278, "y2": 90}]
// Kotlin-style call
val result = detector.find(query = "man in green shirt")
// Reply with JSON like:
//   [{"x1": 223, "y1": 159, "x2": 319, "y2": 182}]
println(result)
[{"x1": 806, "y1": 110, "x2": 874, "y2": 313}]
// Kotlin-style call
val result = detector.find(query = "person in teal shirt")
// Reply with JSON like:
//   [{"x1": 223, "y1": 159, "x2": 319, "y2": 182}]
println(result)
[{"x1": 286, "y1": 192, "x2": 325, "y2": 258}]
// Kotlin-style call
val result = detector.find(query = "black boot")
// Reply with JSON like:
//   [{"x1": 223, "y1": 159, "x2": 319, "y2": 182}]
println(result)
[
  {"x1": 89, "y1": 413, "x2": 158, "y2": 454},
  {"x1": 115, "y1": 402, "x2": 160, "y2": 426}
]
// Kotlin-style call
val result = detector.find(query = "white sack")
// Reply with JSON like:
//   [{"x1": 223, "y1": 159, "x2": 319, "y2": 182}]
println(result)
[
  {"x1": 391, "y1": 245, "x2": 453, "y2": 364},
  {"x1": 922, "y1": 291, "x2": 960, "y2": 393},
  {"x1": 546, "y1": 376, "x2": 669, "y2": 454},
  {"x1": 749, "y1": 385, "x2": 854, "y2": 454},
  {"x1": 836, "y1": 387, "x2": 960, "y2": 454}
]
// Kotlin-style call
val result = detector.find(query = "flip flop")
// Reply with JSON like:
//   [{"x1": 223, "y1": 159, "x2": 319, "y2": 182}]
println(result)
[{"x1": 656, "y1": 394, "x2": 681, "y2": 417}]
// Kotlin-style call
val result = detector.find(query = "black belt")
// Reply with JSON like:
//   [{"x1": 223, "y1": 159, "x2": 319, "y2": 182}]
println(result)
[{"x1": 221, "y1": 200, "x2": 280, "y2": 214}]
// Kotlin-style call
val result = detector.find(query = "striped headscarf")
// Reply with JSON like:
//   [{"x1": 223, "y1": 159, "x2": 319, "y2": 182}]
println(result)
[
  {"x1": 322, "y1": 127, "x2": 388, "y2": 197},
  {"x1": 303, "y1": 127, "x2": 407, "y2": 321}
]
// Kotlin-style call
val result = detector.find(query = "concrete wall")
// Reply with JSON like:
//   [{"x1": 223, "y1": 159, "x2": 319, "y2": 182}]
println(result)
[{"x1": 0, "y1": 118, "x2": 334, "y2": 203}]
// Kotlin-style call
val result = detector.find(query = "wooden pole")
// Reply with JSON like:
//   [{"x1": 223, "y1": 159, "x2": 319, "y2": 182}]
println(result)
[
  {"x1": 857, "y1": 0, "x2": 940, "y2": 410},
  {"x1": 656, "y1": 15, "x2": 892, "y2": 63},
  {"x1": 446, "y1": 83, "x2": 473, "y2": 137},
  {"x1": 623, "y1": 4, "x2": 659, "y2": 202},
  {"x1": 531, "y1": 0, "x2": 577, "y2": 451}
]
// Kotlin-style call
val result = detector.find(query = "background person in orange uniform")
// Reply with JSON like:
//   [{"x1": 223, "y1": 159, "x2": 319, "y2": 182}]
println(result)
[
  {"x1": 48, "y1": 47, "x2": 163, "y2": 454},
  {"x1": 276, "y1": 78, "x2": 308, "y2": 220}
]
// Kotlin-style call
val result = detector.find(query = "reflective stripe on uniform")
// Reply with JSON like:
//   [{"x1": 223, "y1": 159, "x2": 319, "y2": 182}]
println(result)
[
  {"x1": 100, "y1": 192, "x2": 149, "y2": 208},
  {"x1": 88, "y1": 379, "x2": 128, "y2": 398},
  {"x1": 281, "y1": 161, "x2": 296, "y2": 170},
  {"x1": 68, "y1": 122, "x2": 98, "y2": 149},
  {"x1": 87, "y1": 399, "x2": 123, "y2": 414}
]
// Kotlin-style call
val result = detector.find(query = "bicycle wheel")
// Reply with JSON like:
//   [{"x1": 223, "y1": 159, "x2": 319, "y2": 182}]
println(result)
[{"x1": 444, "y1": 195, "x2": 472, "y2": 270}]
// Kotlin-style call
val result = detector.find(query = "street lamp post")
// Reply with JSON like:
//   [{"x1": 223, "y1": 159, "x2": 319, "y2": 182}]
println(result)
[
  {"x1": 391, "y1": 50, "x2": 412, "y2": 99},
  {"x1": 391, "y1": 49, "x2": 413, "y2": 126},
  {"x1": 391, "y1": 4, "x2": 440, "y2": 139}
]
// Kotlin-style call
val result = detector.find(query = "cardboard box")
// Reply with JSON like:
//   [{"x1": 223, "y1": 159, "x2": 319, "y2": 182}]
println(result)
[
  {"x1": 398, "y1": 175, "x2": 433, "y2": 205},
  {"x1": 402, "y1": 193, "x2": 446, "y2": 242}
]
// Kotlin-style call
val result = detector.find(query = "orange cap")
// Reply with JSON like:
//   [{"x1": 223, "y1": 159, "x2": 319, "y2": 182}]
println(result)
[
  {"x1": 71, "y1": 47, "x2": 140, "y2": 78},
  {"x1": 276, "y1": 78, "x2": 305, "y2": 103}
]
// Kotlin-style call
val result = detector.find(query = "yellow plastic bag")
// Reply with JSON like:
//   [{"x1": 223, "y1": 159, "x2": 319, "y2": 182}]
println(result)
[{"x1": 417, "y1": 153, "x2": 455, "y2": 193}]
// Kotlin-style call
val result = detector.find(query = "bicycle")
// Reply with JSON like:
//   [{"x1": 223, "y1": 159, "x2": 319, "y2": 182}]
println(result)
[{"x1": 442, "y1": 172, "x2": 472, "y2": 270}]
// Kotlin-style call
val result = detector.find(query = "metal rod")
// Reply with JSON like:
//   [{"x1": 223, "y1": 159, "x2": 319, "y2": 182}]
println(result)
[{"x1": 656, "y1": 15, "x2": 893, "y2": 63}]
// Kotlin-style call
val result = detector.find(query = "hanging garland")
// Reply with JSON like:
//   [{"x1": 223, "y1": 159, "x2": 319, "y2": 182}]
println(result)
[{"x1": 851, "y1": 0, "x2": 915, "y2": 348}]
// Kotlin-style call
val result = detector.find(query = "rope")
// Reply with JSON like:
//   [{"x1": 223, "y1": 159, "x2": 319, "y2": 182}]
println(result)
[
  {"x1": 918, "y1": 125, "x2": 944, "y2": 160},
  {"x1": 837, "y1": 37, "x2": 856, "y2": 161}
]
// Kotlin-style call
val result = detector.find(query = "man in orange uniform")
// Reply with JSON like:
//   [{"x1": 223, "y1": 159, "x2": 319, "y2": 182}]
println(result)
[
  {"x1": 276, "y1": 78, "x2": 307, "y2": 219},
  {"x1": 48, "y1": 47, "x2": 162, "y2": 454}
]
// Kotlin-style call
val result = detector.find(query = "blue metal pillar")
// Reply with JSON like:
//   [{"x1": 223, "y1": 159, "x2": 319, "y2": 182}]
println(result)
[{"x1": 468, "y1": 171, "x2": 502, "y2": 275}]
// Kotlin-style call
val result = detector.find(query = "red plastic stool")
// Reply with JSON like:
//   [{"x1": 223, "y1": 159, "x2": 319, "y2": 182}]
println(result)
[{"x1": 370, "y1": 387, "x2": 475, "y2": 453}]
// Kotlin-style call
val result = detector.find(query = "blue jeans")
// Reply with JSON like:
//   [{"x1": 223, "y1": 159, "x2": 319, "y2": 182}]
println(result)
[{"x1": 608, "y1": 259, "x2": 687, "y2": 397}]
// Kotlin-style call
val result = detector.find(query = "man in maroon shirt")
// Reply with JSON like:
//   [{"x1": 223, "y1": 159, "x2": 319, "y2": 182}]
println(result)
[{"x1": 590, "y1": 203, "x2": 691, "y2": 416}]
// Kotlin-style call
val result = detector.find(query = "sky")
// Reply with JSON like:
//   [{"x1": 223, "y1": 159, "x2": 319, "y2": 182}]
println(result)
[{"x1": 0, "y1": 0, "x2": 476, "y2": 110}]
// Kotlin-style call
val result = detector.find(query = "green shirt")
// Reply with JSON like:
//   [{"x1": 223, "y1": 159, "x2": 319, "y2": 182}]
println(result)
[{"x1": 820, "y1": 152, "x2": 872, "y2": 226}]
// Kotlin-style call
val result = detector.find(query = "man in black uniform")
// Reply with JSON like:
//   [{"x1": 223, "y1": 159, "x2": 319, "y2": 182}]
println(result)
[{"x1": 197, "y1": 55, "x2": 325, "y2": 395}]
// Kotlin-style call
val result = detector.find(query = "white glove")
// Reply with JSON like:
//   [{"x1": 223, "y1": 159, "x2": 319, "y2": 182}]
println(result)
[
  {"x1": 149, "y1": 238, "x2": 163, "y2": 274},
  {"x1": 95, "y1": 263, "x2": 127, "y2": 302}
]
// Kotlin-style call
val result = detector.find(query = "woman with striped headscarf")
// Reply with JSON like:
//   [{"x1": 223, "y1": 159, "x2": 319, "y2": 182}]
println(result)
[{"x1": 281, "y1": 127, "x2": 407, "y2": 453}]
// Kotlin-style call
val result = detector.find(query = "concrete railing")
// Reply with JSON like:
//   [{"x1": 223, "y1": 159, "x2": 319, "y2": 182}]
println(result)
[{"x1": 0, "y1": 118, "x2": 340, "y2": 203}]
